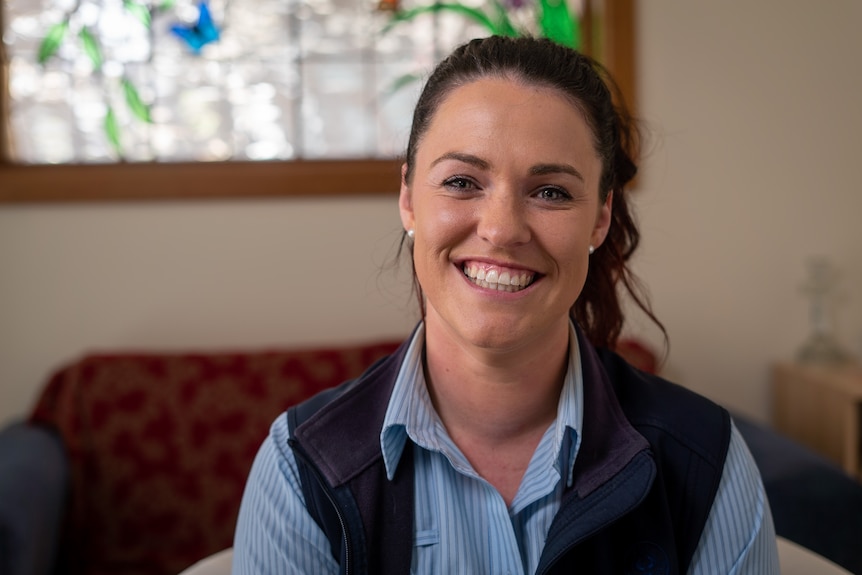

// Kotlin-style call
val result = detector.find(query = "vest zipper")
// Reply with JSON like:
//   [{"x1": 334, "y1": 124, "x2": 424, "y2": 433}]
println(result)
[
  {"x1": 289, "y1": 440, "x2": 352, "y2": 575},
  {"x1": 536, "y1": 453, "x2": 655, "y2": 575}
]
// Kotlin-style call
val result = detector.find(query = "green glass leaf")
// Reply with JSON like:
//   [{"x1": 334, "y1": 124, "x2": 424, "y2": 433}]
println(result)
[
  {"x1": 383, "y1": 4, "x2": 500, "y2": 36},
  {"x1": 104, "y1": 106, "x2": 122, "y2": 155},
  {"x1": 158, "y1": 0, "x2": 176, "y2": 10},
  {"x1": 123, "y1": 0, "x2": 152, "y2": 28},
  {"x1": 37, "y1": 21, "x2": 69, "y2": 64},
  {"x1": 385, "y1": 72, "x2": 421, "y2": 97},
  {"x1": 489, "y1": 0, "x2": 519, "y2": 38},
  {"x1": 122, "y1": 78, "x2": 153, "y2": 123},
  {"x1": 538, "y1": 0, "x2": 578, "y2": 48},
  {"x1": 78, "y1": 27, "x2": 103, "y2": 70},
  {"x1": 570, "y1": 9, "x2": 581, "y2": 49}
]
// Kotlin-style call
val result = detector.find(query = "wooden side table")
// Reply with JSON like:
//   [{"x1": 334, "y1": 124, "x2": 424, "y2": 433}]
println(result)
[{"x1": 772, "y1": 362, "x2": 862, "y2": 480}]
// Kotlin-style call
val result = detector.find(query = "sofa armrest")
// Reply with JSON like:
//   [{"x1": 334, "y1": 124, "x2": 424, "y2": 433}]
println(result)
[
  {"x1": 0, "y1": 421, "x2": 69, "y2": 575},
  {"x1": 734, "y1": 415, "x2": 862, "y2": 575}
]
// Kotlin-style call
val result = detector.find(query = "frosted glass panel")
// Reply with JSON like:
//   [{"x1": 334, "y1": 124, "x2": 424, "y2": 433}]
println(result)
[
  {"x1": 301, "y1": 59, "x2": 371, "y2": 158},
  {"x1": 3, "y1": 0, "x2": 585, "y2": 164}
]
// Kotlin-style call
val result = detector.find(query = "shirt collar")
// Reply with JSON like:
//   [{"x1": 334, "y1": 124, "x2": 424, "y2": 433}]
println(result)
[{"x1": 381, "y1": 321, "x2": 584, "y2": 484}]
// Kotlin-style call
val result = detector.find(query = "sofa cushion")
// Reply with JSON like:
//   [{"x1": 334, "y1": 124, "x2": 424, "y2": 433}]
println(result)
[{"x1": 29, "y1": 341, "x2": 401, "y2": 575}]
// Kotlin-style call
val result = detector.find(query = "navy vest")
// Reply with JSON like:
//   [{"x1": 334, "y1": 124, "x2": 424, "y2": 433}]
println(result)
[{"x1": 287, "y1": 329, "x2": 731, "y2": 574}]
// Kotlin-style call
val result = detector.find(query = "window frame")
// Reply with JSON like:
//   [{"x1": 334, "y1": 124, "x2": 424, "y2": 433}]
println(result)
[{"x1": 0, "y1": 0, "x2": 634, "y2": 203}]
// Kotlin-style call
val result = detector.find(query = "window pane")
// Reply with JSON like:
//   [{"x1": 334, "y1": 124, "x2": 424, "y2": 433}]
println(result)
[{"x1": 3, "y1": 0, "x2": 586, "y2": 164}]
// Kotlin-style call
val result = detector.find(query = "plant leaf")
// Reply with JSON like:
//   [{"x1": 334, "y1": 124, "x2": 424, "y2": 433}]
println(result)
[
  {"x1": 383, "y1": 4, "x2": 500, "y2": 36},
  {"x1": 104, "y1": 106, "x2": 122, "y2": 155},
  {"x1": 123, "y1": 0, "x2": 152, "y2": 28},
  {"x1": 78, "y1": 27, "x2": 103, "y2": 70},
  {"x1": 537, "y1": 0, "x2": 578, "y2": 48},
  {"x1": 122, "y1": 78, "x2": 153, "y2": 123},
  {"x1": 37, "y1": 21, "x2": 69, "y2": 64}
]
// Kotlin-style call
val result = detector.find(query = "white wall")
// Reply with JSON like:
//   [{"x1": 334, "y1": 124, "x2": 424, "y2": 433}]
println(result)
[
  {"x1": 0, "y1": 198, "x2": 419, "y2": 425},
  {"x1": 632, "y1": 1, "x2": 862, "y2": 420},
  {"x1": 2, "y1": 0, "x2": 861, "y2": 426}
]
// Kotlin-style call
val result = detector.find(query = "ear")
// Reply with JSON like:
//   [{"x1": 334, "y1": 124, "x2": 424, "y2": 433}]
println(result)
[
  {"x1": 399, "y1": 163, "x2": 415, "y2": 232},
  {"x1": 590, "y1": 191, "x2": 613, "y2": 248}
]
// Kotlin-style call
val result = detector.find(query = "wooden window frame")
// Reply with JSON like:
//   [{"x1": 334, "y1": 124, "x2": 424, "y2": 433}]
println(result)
[{"x1": 0, "y1": 0, "x2": 634, "y2": 203}]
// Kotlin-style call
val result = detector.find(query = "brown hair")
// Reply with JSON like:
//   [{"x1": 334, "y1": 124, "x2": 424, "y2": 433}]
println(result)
[{"x1": 401, "y1": 35, "x2": 664, "y2": 349}]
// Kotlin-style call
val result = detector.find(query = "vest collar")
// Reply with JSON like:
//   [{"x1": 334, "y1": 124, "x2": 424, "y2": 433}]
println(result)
[
  {"x1": 292, "y1": 330, "x2": 415, "y2": 488},
  {"x1": 570, "y1": 326, "x2": 651, "y2": 497},
  {"x1": 294, "y1": 322, "x2": 651, "y2": 497}
]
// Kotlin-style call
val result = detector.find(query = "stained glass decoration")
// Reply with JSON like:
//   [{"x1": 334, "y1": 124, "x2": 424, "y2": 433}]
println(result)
[
  {"x1": 170, "y1": 1, "x2": 221, "y2": 54},
  {"x1": 2, "y1": 0, "x2": 585, "y2": 165}
]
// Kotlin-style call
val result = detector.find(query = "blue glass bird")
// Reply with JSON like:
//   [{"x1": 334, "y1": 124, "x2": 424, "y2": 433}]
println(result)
[{"x1": 171, "y1": 1, "x2": 220, "y2": 53}]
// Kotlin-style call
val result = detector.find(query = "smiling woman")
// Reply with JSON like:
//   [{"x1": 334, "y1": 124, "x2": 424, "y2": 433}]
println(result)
[
  {"x1": 0, "y1": 0, "x2": 635, "y2": 202},
  {"x1": 399, "y1": 77, "x2": 609, "y2": 359},
  {"x1": 231, "y1": 35, "x2": 781, "y2": 575}
]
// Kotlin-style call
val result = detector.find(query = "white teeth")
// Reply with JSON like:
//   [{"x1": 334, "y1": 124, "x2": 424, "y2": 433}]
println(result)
[{"x1": 462, "y1": 263, "x2": 535, "y2": 292}]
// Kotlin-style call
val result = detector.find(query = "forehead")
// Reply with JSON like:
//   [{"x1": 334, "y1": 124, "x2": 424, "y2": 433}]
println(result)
[{"x1": 418, "y1": 77, "x2": 600, "y2": 164}]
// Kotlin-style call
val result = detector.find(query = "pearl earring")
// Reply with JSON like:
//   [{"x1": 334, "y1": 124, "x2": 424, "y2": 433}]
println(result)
[
  {"x1": 407, "y1": 229, "x2": 415, "y2": 239},
  {"x1": 589, "y1": 245, "x2": 595, "y2": 255}
]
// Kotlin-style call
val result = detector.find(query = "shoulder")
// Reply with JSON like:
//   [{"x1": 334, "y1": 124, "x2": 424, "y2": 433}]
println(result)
[
  {"x1": 233, "y1": 416, "x2": 341, "y2": 574},
  {"x1": 595, "y1": 347, "x2": 731, "y2": 467},
  {"x1": 288, "y1": 346, "x2": 405, "y2": 436},
  {"x1": 689, "y1": 422, "x2": 780, "y2": 573},
  {"x1": 590, "y1": 347, "x2": 739, "y2": 567},
  {"x1": 286, "y1": 344, "x2": 409, "y2": 487}
]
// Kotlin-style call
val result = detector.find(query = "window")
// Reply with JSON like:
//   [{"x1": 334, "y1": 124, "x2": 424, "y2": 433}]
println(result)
[{"x1": 0, "y1": 0, "x2": 634, "y2": 201}]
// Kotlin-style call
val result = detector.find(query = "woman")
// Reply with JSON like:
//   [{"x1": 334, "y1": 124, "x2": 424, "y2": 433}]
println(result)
[{"x1": 233, "y1": 36, "x2": 778, "y2": 574}]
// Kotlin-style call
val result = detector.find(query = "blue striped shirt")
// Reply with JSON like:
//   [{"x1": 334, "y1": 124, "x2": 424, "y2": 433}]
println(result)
[{"x1": 233, "y1": 323, "x2": 779, "y2": 573}]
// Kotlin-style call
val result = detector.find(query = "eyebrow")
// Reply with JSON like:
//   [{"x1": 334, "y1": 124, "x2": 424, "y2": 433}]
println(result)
[
  {"x1": 430, "y1": 152, "x2": 584, "y2": 183},
  {"x1": 529, "y1": 163, "x2": 585, "y2": 183},
  {"x1": 430, "y1": 152, "x2": 490, "y2": 170}
]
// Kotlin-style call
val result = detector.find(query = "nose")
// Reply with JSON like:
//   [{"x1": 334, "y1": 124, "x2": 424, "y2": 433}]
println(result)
[{"x1": 476, "y1": 192, "x2": 531, "y2": 248}]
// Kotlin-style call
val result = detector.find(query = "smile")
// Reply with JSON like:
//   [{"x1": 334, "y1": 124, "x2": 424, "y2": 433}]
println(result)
[{"x1": 462, "y1": 262, "x2": 537, "y2": 293}]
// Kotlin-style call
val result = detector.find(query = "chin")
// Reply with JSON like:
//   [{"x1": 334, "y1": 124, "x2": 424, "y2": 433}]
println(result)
[{"x1": 456, "y1": 318, "x2": 544, "y2": 353}]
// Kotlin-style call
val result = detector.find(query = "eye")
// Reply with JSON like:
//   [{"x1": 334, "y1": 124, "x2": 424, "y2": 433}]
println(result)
[
  {"x1": 442, "y1": 176, "x2": 478, "y2": 191},
  {"x1": 535, "y1": 186, "x2": 571, "y2": 201}
]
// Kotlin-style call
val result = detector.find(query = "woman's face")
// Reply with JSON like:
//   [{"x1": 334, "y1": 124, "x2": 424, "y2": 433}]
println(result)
[{"x1": 400, "y1": 77, "x2": 612, "y2": 353}]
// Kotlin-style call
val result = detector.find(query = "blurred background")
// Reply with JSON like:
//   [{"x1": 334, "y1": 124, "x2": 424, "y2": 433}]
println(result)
[{"x1": 1, "y1": 0, "x2": 860, "y2": 427}]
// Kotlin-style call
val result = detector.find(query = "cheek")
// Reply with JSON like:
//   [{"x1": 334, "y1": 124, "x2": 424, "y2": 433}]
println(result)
[
  {"x1": 563, "y1": 245, "x2": 590, "y2": 280},
  {"x1": 545, "y1": 222, "x2": 592, "y2": 277},
  {"x1": 416, "y1": 200, "x2": 473, "y2": 249}
]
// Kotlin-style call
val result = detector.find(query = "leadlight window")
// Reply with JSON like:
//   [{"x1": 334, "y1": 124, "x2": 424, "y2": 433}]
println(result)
[
  {"x1": 0, "y1": 0, "x2": 633, "y2": 200},
  {"x1": 3, "y1": 0, "x2": 497, "y2": 163}
]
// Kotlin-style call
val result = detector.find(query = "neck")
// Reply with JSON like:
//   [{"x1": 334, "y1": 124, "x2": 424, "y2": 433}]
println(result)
[
  {"x1": 422, "y1": 316, "x2": 570, "y2": 444},
  {"x1": 420, "y1": 314, "x2": 571, "y2": 506}
]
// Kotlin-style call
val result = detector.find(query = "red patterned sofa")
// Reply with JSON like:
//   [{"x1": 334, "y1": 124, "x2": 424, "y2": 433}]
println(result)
[
  {"x1": 11, "y1": 337, "x2": 862, "y2": 574},
  {"x1": 0, "y1": 339, "x2": 401, "y2": 575}
]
